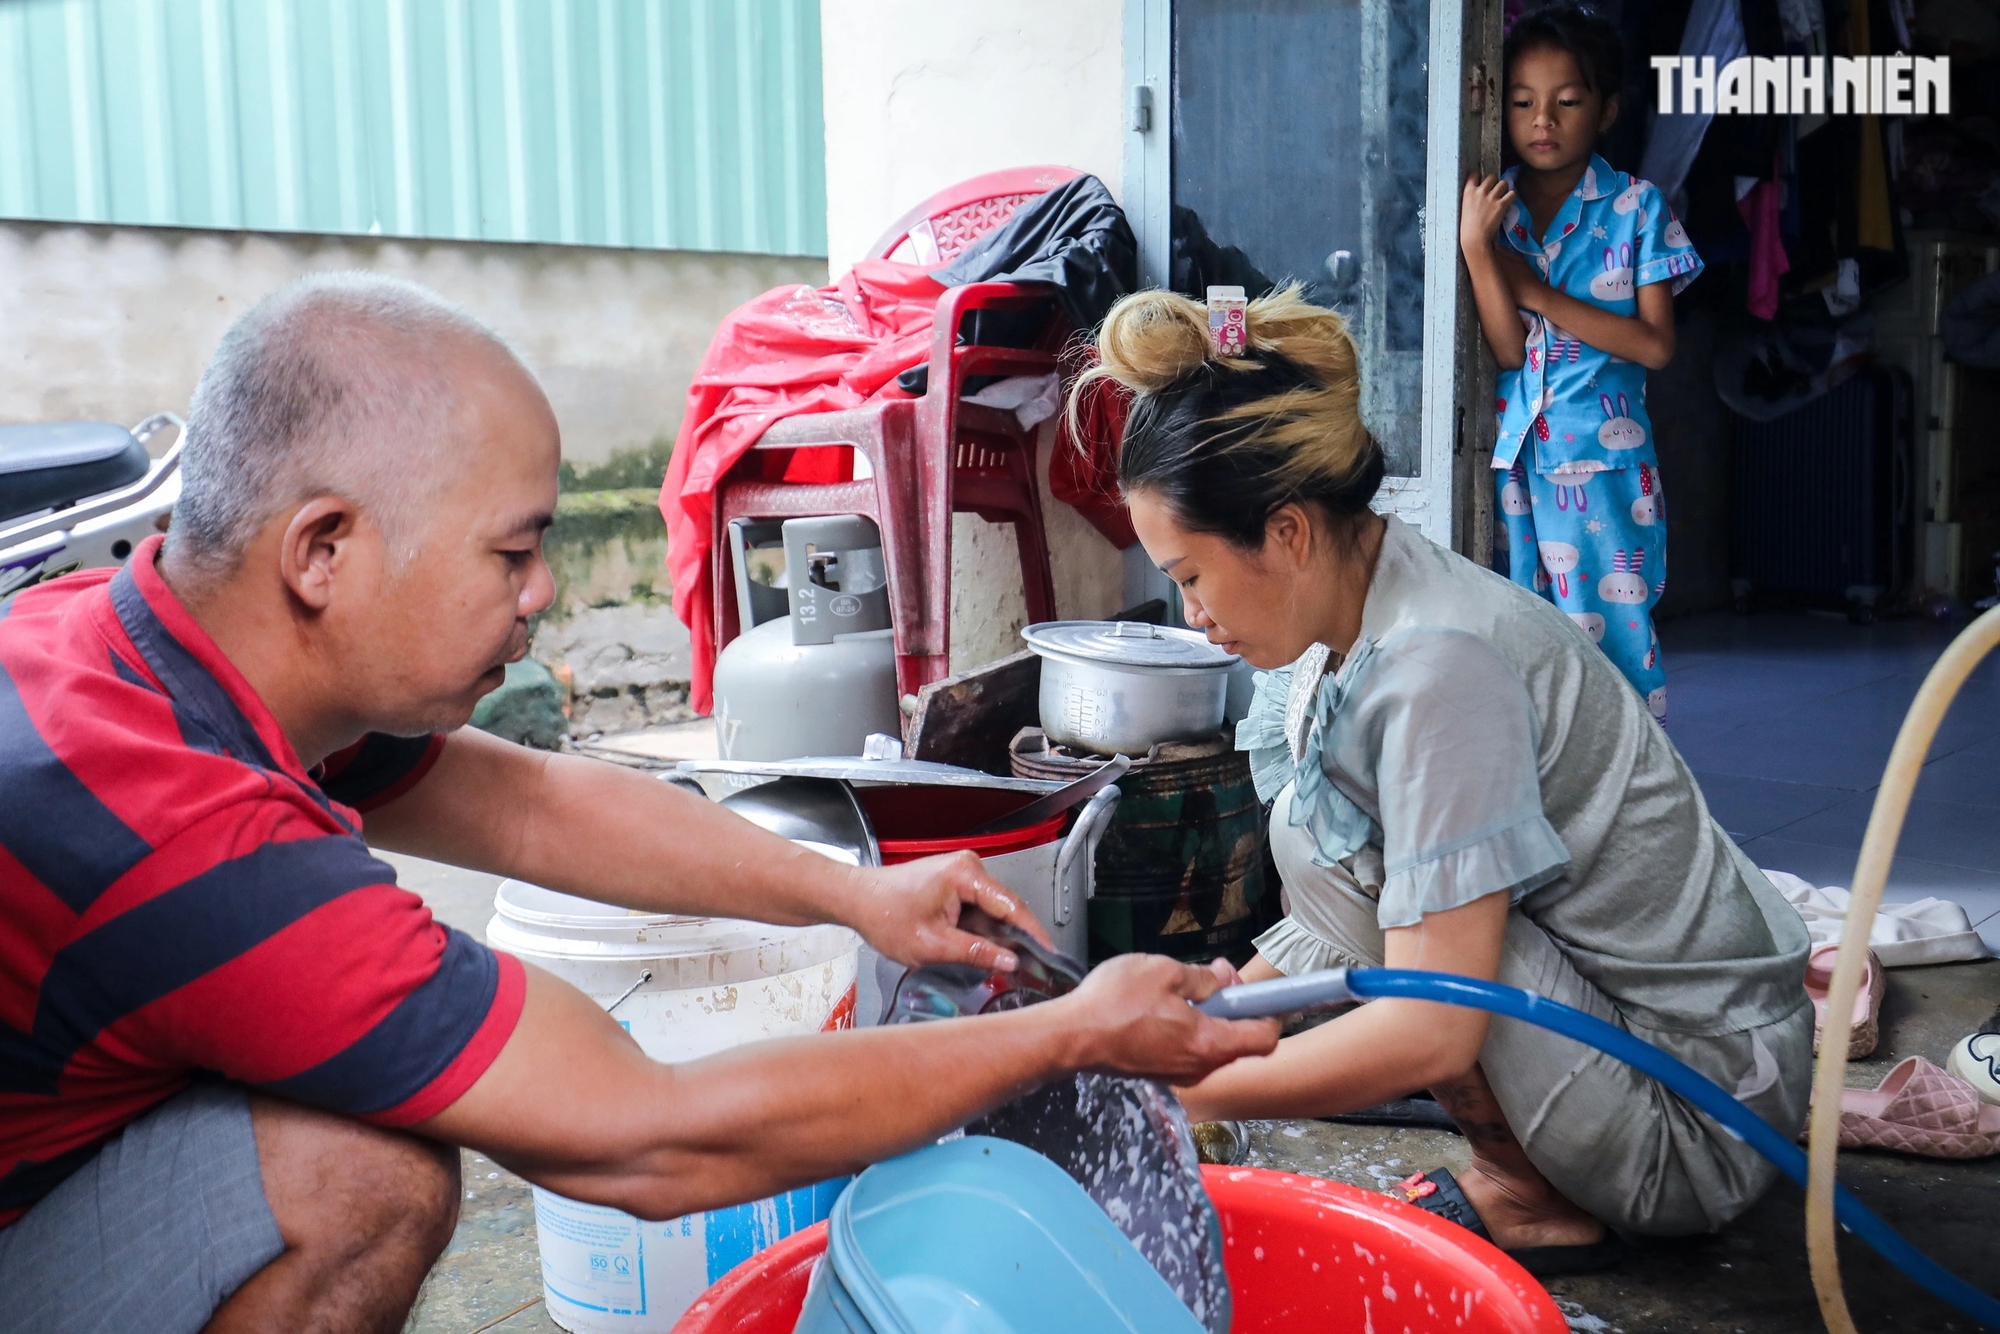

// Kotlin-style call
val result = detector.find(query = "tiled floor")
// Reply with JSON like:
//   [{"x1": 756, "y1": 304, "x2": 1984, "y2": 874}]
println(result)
[{"x1": 1663, "y1": 609, "x2": 2000, "y2": 953}]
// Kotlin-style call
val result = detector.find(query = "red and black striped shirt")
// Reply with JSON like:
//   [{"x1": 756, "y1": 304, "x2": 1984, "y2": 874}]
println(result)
[{"x1": 0, "y1": 536, "x2": 523, "y2": 1227}]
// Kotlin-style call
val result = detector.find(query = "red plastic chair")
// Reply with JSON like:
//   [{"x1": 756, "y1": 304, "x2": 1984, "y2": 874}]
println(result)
[{"x1": 712, "y1": 166, "x2": 1081, "y2": 704}]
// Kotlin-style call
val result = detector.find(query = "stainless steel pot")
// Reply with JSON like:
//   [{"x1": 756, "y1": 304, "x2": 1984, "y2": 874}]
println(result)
[
  {"x1": 1022, "y1": 621, "x2": 1241, "y2": 757},
  {"x1": 717, "y1": 776, "x2": 881, "y2": 867}
]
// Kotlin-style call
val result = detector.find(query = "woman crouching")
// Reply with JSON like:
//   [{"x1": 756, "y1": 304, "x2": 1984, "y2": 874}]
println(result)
[{"x1": 1074, "y1": 286, "x2": 1811, "y2": 1275}]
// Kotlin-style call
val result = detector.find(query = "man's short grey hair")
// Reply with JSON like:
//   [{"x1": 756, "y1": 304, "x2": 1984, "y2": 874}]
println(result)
[{"x1": 168, "y1": 272, "x2": 518, "y2": 573}]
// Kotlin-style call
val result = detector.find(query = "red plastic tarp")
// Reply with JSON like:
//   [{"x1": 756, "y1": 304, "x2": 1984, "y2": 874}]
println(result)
[{"x1": 662, "y1": 259, "x2": 945, "y2": 714}]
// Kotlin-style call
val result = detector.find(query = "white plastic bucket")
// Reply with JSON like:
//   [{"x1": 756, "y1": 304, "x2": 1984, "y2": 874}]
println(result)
[{"x1": 487, "y1": 880, "x2": 861, "y2": 1333}]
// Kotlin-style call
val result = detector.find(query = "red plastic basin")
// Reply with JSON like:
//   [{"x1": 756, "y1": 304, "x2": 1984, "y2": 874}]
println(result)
[
  {"x1": 856, "y1": 785, "x2": 1068, "y2": 864},
  {"x1": 671, "y1": 1164, "x2": 1567, "y2": 1333}
]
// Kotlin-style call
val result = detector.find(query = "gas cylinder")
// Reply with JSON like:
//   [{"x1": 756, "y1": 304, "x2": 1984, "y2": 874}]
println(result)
[{"x1": 711, "y1": 514, "x2": 902, "y2": 760}]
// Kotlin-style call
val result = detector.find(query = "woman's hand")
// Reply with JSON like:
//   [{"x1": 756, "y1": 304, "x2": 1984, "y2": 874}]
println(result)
[
  {"x1": 1174, "y1": 894, "x2": 1510, "y2": 1123},
  {"x1": 1459, "y1": 174, "x2": 1516, "y2": 261}
]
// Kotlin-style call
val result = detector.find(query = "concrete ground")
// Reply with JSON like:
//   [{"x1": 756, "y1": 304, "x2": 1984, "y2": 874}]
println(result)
[
  {"x1": 399, "y1": 962, "x2": 1999, "y2": 1334},
  {"x1": 397, "y1": 615, "x2": 2000, "y2": 1333}
]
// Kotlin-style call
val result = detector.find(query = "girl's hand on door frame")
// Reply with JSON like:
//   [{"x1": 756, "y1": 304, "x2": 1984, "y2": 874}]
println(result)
[{"x1": 1459, "y1": 174, "x2": 1516, "y2": 261}]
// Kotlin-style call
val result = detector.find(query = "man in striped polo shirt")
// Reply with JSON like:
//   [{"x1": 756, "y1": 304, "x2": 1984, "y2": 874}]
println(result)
[{"x1": 0, "y1": 275, "x2": 1276, "y2": 1333}]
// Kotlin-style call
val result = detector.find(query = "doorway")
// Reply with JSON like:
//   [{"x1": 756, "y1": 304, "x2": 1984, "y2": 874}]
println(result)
[{"x1": 1123, "y1": 0, "x2": 1501, "y2": 563}]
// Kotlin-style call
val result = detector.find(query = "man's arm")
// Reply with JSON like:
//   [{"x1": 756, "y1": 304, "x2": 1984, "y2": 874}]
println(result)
[
  {"x1": 363, "y1": 727, "x2": 1047, "y2": 970},
  {"x1": 420, "y1": 955, "x2": 1279, "y2": 1220}
]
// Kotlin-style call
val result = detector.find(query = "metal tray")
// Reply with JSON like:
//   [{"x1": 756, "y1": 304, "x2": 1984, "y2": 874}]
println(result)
[{"x1": 676, "y1": 754, "x2": 1062, "y2": 793}]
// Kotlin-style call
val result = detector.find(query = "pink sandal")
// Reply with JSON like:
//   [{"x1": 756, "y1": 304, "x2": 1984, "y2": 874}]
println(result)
[
  {"x1": 1835, "y1": 1056, "x2": 2000, "y2": 1159},
  {"x1": 1805, "y1": 943, "x2": 1884, "y2": 1060}
]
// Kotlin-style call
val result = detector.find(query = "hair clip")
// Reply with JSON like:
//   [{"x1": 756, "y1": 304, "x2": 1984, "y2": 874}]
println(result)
[{"x1": 1206, "y1": 286, "x2": 1247, "y2": 358}]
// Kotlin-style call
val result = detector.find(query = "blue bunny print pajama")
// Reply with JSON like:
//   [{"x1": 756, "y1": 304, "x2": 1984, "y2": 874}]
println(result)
[
  {"x1": 1490, "y1": 154, "x2": 1703, "y2": 720},
  {"x1": 1497, "y1": 451, "x2": 1668, "y2": 716}
]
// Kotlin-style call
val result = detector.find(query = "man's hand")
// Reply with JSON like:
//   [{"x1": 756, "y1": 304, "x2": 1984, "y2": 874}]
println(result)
[
  {"x1": 839, "y1": 852, "x2": 1053, "y2": 972},
  {"x1": 1056, "y1": 955, "x2": 1280, "y2": 1085}
]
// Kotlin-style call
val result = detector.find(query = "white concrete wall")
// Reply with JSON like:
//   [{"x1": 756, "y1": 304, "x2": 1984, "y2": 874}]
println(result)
[
  {"x1": 0, "y1": 220, "x2": 824, "y2": 466},
  {"x1": 819, "y1": 0, "x2": 1126, "y2": 272},
  {"x1": 820, "y1": 0, "x2": 1130, "y2": 668}
]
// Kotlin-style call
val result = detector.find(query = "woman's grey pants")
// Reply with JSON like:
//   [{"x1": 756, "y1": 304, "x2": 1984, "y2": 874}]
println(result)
[{"x1": 1256, "y1": 829, "x2": 1812, "y2": 1237}]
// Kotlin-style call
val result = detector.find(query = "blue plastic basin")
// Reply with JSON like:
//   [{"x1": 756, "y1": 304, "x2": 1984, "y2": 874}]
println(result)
[{"x1": 793, "y1": 1136, "x2": 1205, "y2": 1334}]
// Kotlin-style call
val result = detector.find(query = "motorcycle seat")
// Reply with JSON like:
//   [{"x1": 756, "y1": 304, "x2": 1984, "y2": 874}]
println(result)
[{"x1": 0, "y1": 422, "x2": 151, "y2": 526}]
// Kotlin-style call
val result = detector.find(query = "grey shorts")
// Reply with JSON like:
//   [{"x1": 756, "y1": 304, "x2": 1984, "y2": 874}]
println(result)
[{"x1": 0, "y1": 1082, "x2": 285, "y2": 1334}]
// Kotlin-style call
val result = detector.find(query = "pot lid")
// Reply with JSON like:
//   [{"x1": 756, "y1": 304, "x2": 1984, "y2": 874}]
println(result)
[
  {"x1": 1021, "y1": 620, "x2": 1240, "y2": 670},
  {"x1": 677, "y1": 755, "x2": 1062, "y2": 793}
]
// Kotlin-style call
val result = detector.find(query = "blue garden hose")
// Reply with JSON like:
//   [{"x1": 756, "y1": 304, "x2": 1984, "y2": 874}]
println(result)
[{"x1": 1198, "y1": 967, "x2": 2000, "y2": 1330}]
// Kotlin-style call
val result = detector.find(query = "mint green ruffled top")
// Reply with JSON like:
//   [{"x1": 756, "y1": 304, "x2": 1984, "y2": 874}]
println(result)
[
  {"x1": 1236, "y1": 516, "x2": 1813, "y2": 1040},
  {"x1": 1235, "y1": 639, "x2": 1380, "y2": 870},
  {"x1": 1237, "y1": 622, "x2": 1571, "y2": 930}
]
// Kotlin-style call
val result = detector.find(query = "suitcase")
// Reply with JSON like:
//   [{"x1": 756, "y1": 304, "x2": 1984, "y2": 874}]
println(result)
[{"x1": 1729, "y1": 365, "x2": 1914, "y2": 618}]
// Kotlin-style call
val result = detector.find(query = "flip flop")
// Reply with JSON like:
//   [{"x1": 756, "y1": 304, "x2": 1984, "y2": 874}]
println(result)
[
  {"x1": 1391, "y1": 1168, "x2": 1628, "y2": 1277},
  {"x1": 1804, "y1": 943, "x2": 1885, "y2": 1059},
  {"x1": 1832, "y1": 1056, "x2": 2000, "y2": 1159}
]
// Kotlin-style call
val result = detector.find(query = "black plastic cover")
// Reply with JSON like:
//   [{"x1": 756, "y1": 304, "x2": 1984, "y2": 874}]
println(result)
[{"x1": 0, "y1": 422, "x2": 150, "y2": 524}]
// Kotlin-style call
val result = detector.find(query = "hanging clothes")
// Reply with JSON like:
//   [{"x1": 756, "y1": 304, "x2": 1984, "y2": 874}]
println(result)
[
  {"x1": 1600, "y1": 0, "x2": 1665, "y2": 174},
  {"x1": 1775, "y1": 0, "x2": 1825, "y2": 42},
  {"x1": 1738, "y1": 170, "x2": 1793, "y2": 320},
  {"x1": 1849, "y1": 0, "x2": 1897, "y2": 253},
  {"x1": 1638, "y1": 0, "x2": 1748, "y2": 217},
  {"x1": 1788, "y1": 0, "x2": 1907, "y2": 297},
  {"x1": 1942, "y1": 272, "x2": 2000, "y2": 369}
]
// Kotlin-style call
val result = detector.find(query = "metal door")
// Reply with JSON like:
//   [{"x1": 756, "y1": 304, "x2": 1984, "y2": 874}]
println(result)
[{"x1": 1124, "y1": 0, "x2": 1501, "y2": 560}]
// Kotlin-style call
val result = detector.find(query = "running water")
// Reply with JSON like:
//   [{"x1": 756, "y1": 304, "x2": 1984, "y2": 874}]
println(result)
[{"x1": 884, "y1": 915, "x2": 1233, "y2": 1334}]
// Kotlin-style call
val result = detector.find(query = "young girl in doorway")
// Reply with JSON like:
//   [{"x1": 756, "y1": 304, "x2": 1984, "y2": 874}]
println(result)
[{"x1": 1459, "y1": 1, "x2": 1702, "y2": 719}]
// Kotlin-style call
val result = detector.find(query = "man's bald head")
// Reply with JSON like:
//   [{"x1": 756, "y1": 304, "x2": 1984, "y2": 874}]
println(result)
[{"x1": 167, "y1": 273, "x2": 532, "y2": 575}]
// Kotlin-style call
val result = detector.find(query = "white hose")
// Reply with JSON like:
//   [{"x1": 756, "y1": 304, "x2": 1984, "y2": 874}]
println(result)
[{"x1": 1805, "y1": 605, "x2": 2000, "y2": 1334}]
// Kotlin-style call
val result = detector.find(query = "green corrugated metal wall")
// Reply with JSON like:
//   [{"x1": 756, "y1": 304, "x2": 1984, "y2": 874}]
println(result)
[{"x1": 0, "y1": 0, "x2": 826, "y2": 256}]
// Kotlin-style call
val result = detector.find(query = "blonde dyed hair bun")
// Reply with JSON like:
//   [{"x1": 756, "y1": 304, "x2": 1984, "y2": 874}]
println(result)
[
  {"x1": 1071, "y1": 284, "x2": 1383, "y2": 548},
  {"x1": 1086, "y1": 284, "x2": 1357, "y2": 393}
]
